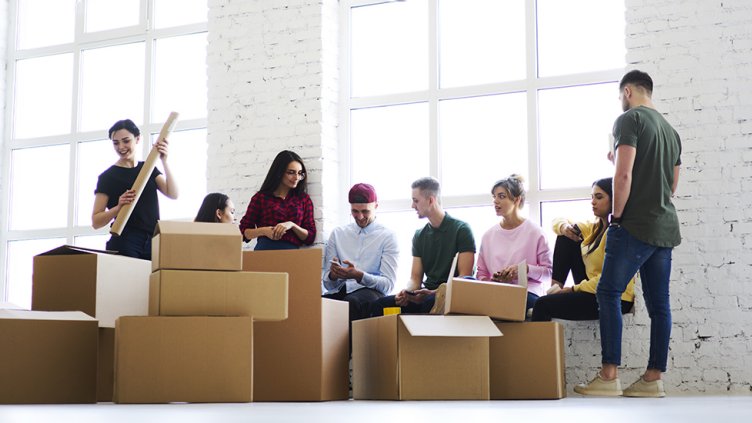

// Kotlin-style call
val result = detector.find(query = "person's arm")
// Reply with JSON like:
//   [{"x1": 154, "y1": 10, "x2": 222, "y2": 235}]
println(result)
[
  {"x1": 272, "y1": 195, "x2": 316, "y2": 243},
  {"x1": 457, "y1": 251, "x2": 475, "y2": 277},
  {"x1": 154, "y1": 138, "x2": 178, "y2": 199},
  {"x1": 527, "y1": 234, "x2": 553, "y2": 283},
  {"x1": 612, "y1": 144, "x2": 636, "y2": 218},
  {"x1": 476, "y1": 243, "x2": 490, "y2": 281},
  {"x1": 322, "y1": 232, "x2": 342, "y2": 292},
  {"x1": 395, "y1": 257, "x2": 423, "y2": 307},
  {"x1": 358, "y1": 231, "x2": 399, "y2": 295},
  {"x1": 92, "y1": 191, "x2": 137, "y2": 229},
  {"x1": 672, "y1": 165, "x2": 680, "y2": 195}
]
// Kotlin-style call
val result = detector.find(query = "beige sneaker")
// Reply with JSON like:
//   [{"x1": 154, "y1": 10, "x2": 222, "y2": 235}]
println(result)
[
  {"x1": 573, "y1": 374, "x2": 623, "y2": 396},
  {"x1": 623, "y1": 377, "x2": 665, "y2": 398},
  {"x1": 429, "y1": 284, "x2": 447, "y2": 315}
]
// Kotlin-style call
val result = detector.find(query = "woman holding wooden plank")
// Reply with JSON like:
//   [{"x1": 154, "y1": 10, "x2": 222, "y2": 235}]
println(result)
[
  {"x1": 238, "y1": 150, "x2": 316, "y2": 250},
  {"x1": 91, "y1": 119, "x2": 179, "y2": 259}
]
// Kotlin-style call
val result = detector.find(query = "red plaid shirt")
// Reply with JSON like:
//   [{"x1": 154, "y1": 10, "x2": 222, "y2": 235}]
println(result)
[{"x1": 239, "y1": 191, "x2": 316, "y2": 246}]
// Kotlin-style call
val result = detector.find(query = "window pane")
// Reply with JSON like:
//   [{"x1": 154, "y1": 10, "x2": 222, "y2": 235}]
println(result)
[
  {"x1": 6, "y1": 238, "x2": 66, "y2": 309},
  {"x1": 375, "y1": 210, "x2": 428, "y2": 293},
  {"x1": 155, "y1": 128, "x2": 208, "y2": 220},
  {"x1": 540, "y1": 199, "x2": 592, "y2": 285},
  {"x1": 351, "y1": 103, "x2": 429, "y2": 201},
  {"x1": 85, "y1": 0, "x2": 140, "y2": 33},
  {"x1": 74, "y1": 234, "x2": 111, "y2": 250},
  {"x1": 77, "y1": 139, "x2": 127, "y2": 226},
  {"x1": 153, "y1": 33, "x2": 207, "y2": 121},
  {"x1": 439, "y1": 0, "x2": 526, "y2": 88},
  {"x1": 439, "y1": 93, "x2": 527, "y2": 196},
  {"x1": 16, "y1": 0, "x2": 75, "y2": 49},
  {"x1": 537, "y1": 0, "x2": 626, "y2": 76},
  {"x1": 80, "y1": 43, "x2": 145, "y2": 132},
  {"x1": 538, "y1": 83, "x2": 621, "y2": 189},
  {"x1": 154, "y1": 0, "x2": 208, "y2": 29},
  {"x1": 14, "y1": 54, "x2": 73, "y2": 138},
  {"x1": 10, "y1": 145, "x2": 70, "y2": 230},
  {"x1": 351, "y1": 1, "x2": 428, "y2": 97}
]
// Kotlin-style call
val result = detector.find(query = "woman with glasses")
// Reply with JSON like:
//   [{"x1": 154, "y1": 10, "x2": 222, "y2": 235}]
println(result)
[
  {"x1": 195, "y1": 193, "x2": 236, "y2": 223},
  {"x1": 238, "y1": 150, "x2": 316, "y2": 250}
]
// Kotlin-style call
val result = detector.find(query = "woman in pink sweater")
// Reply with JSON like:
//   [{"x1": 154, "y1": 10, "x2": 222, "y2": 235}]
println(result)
[{"x1": 476, "y1": 174, "x2": 553, "y2": 312}]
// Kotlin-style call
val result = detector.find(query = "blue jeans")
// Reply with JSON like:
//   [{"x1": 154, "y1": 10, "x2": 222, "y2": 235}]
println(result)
[
  {"x1": 254, "y1": 237, "x2": 299, "y2": 250},
  {"x1": 596, "y1": 226, "x2": 673, "y2": 372}
]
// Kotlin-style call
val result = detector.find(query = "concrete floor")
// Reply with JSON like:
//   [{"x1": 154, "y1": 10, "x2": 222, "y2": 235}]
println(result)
[{"x1": 1, "y1": 396, "x2": 751, "y2": 423}]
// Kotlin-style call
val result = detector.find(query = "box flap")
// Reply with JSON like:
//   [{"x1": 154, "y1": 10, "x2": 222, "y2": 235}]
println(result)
[
  {"x1": 451, "y1": 277, "x2": 527, "y2": 290},
  {"x1": 400, "y1": 315, "x2": 501, "y2": 337},
  {"x1": 36, "y1": 245, "x2": 117, "y2": 256},
  {"x1": 153, "y1": 220, "x2": 240, "y2": 237},
  {"x1": 0, "y1": 309, "x2": 96, "y2": 321}
]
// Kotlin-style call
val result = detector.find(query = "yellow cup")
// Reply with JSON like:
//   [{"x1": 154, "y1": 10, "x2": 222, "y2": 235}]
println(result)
[{"x1": 383, "y1": 307, "x2": 401, "y2": 316}]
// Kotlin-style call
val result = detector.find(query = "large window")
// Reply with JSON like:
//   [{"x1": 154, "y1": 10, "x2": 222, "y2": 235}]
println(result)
[
  {"x1": 1, "y1": 0, "x2": 208, "y2": 307},
  {"x1": 342, "y1": 0, "x2": 625, "y2": 287}
]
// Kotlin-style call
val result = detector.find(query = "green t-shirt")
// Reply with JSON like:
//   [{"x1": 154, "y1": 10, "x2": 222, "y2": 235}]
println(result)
[
  {"x1": 412, "y1": 213, "x2": 476, "y2": 290},
  {"x1": 613, "y1": 106, "x2": 682, "y2": 247}
]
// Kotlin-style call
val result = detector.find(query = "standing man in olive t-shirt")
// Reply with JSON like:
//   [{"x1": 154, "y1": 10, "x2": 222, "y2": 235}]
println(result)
[
  {"x1": 369, "y1": 177, "x2": 476, "y2": 316},
  {"x1": 575, "y1": 70, "x2": 681, "y2": 398}
]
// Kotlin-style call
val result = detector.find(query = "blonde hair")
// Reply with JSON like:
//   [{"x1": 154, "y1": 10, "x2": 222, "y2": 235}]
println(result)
[{"x1": 492, "y1": 174, "x2": 526, "y2": 208}]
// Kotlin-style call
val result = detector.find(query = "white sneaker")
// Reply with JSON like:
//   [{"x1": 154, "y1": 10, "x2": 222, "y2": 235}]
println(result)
[{"x1": 574, "y1": 374, "x2": 623, "y2": 396}]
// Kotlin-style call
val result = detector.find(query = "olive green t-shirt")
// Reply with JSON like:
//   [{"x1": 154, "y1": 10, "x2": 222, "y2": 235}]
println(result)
[
  {"x1": 613, "y1": 106, "x2": 682, "y2": 247},
  {"x1": 412, "y1": 213, "x2": 476, "y2": 290}
]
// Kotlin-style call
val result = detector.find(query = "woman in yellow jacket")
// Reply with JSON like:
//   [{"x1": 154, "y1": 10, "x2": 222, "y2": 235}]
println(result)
[{"x1": 531, "y1": 178, "x2": 634, "y2": 321}]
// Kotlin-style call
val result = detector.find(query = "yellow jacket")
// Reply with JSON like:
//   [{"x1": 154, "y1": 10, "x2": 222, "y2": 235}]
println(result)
[{"x1": 552, "y1": 218, "x2": 635, "y2": 302}]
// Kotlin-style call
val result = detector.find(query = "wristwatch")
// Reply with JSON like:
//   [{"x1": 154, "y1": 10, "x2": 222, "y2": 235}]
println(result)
[{"x1": 608, "y1": 213, "x2": 622, "y2": 228}]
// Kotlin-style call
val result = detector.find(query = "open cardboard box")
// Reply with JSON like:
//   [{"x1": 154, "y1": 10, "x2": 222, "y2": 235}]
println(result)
[
  {"x1": 149, "y1": 269, "x2": 288, "y2": 321},
  {"x1": 444, "y1": 277, "x2": 527, "y2": 322},
  {"x1": 0, "y1": 308, "x2": 98, "y2": 404},
  {"x1": 152, "y1": 221, "x2": 242, "y2": 272},
  {"x1": 352, "y1": 314, "x2": 502, "y2": 400},
  {"x1": 32, "y1": 245, "x2": 151, "y2": 327}
]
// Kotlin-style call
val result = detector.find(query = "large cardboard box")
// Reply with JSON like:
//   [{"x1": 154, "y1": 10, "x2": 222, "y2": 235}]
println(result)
[
  {"x1": 352, "y1": 315, "x2": 502, "y2": 400},
  {"x1": 149, "y1": 269, "x2": 288, "y2": 320},
  {"x1": 32, "y1": 245, "x2": 151, "y2": 327},
  {"x1": 97, "y1": 327, "x2": 115, "y2": 402},
  {"x1": 113, "y1": 316, "x2": 253, "y2": 404},
  {"x1": 444, "y1": 277, "x2": 527, "y2": 322},
  {"x1": 242, "y1": 248, "x2": 349, "y2": 401},
  {"x1": 490, "y1": 322, "x2": 566, "y2": 399},
  {"x1": 152, "y1": 221, "x2": 242, "y2": 272},
  {"x1": 0, "y1": 309, "x2": 98, "y2": 404}
]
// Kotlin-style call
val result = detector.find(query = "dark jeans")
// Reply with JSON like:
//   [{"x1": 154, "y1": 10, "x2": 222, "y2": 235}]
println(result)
[
  {"x1": 552, "y1": 235, "x2": 587, "y2": 285},
  {"x1": 368, "y1": 294, "x2": 436, "y2": 317},
  {"x1": 597, "y1": 226, "x2": 673, "y2": 372},
  {"x1": 531, "y1": 291, "x2": 633, "y2": 322},
  {"x1": 526, "y1": 292, "x2": 539, "y2": 311},
  {"x1": 254, "y1": 237, "x2": 298, "y2": 250},
  {"x1": 106, "y1": 227, "x2": 152, "y2": 260}
]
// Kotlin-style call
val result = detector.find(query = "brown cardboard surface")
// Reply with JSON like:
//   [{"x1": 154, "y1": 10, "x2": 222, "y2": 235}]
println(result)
[
  {"x1": 149, "y1": 270, "x2": 288, "y2": 320},
  {"x1": 32, "y1": 245, "x2": 151, "y2": 327},
  {"x1": 243, "y1": 248, "x2": 349, "y2": 401},
  {"x1": 97, "y1": 327, "x2": 115, "y2": 402},
  {"x1": 152, "y1": 221, "x2": 242, "y2": 272},
  {"x1": 353, "y1": 315, "x2": 500, "y2": 400},
  {"x1": 0, "y1": 309, "x2": 97, "y2": 404},
  {"x1": 113, "y1": 316, "x2": 252, "y2": 404},
  {"x1": 490, "y1": 322, "x2": 566, "y2": 399},
  {"x1": 444, "y1": 278, "x2": 527, "y2": 322}
]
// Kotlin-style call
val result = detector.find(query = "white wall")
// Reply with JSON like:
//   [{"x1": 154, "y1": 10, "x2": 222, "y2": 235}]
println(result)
[{"x1": 207, "y1": 0, "x2": 752, "y2": 393}]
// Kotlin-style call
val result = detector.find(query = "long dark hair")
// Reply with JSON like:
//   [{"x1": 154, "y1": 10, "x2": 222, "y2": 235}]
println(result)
[
  {"x1": 259, "y1": 150, "x2": 308, "y2": 195},
  {"x1": 585, "y1": 177, "x2": 613, "y2": 255},
  {"x1": 195, "y1": 193, "x2": 230, "y2": 223}
]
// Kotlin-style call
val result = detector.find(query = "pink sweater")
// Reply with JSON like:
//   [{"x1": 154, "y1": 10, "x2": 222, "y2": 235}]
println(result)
[{"x1": 476, "y1": 219, "x2": 552, "y2": 297}]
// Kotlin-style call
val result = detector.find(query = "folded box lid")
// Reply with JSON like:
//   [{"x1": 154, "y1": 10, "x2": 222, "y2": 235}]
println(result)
[
  {"x1": 0, "y1": 309, "x2": 96, "y2": 321},
  {"x1": 36, "y1": 245, "x2": 116, "y2": 256},
  {"x1": 153, "y1": 221, "x2": 240, "y2": 237},
  {"x1": 400, "y1": 315, "x2": 502, "y2": 337},
  {"x1": 451, "y1": 278, "x2": 527, "y2": 290}
]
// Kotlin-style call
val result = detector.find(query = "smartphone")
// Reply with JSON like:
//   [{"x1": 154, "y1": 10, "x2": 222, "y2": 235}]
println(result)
[
  {"x1": 572, "y1": 224, "x2": 582, "y2": 237},
  {"x1": 404, "y1": 290, "x2": 417, "y2": 296}
]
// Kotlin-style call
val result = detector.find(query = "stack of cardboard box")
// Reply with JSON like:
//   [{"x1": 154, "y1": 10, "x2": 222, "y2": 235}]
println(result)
[{"x1": 114, "y1": 221, "x2": 289, "y2": 403}]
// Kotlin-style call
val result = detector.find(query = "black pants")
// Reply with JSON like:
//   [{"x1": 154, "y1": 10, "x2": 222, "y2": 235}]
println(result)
[
  {"x1": 322, "y1": 286, "x2": 384, "y2": 322},
  {"x1": 531, "y1": 291, "x2": 633, "y2": 321},
  {"x1": 552, "y1": 235, "x2": 587, "y2": 285},
  {"x1": 368, "y1": 294, "x2": 436, "y2": 317}
]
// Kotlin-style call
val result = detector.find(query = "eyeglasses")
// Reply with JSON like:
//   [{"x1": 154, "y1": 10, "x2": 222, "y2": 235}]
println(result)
[{"x1": 285, "y1": 170, "x2": 306, "y2": 179}]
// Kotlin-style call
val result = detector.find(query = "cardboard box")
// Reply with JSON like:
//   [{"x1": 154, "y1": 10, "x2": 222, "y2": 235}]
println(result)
[
  {"x1": 113, "y1": 316, "x2": 253, "y2": 404},
  {"x1": 152, "y1": 221, "x2": 242, "y2": 272},
  {"x1": 149, "y1": 269, "x2": 288, "y2": 320},
  {"x1": 97, "y1": 327, "x2": 115, "y2": 402},
  {"x1": 242, "y1": 248, "x2": 349, "y2": 401},
  {"x1": 490, "y1": 322, "x2": 566, "y2": 399},
  {"x1": 444, "y1": 277, "x2": 527, "y2": 322},
  {"x1": 32, "y1": 245, "x2": 151, "y2": 328},
  {"x1": 0, "y1": 309, "x2": 98, "y2": 404},
  {"x1": 352, "y1": 315, "x2": 502, "y2": 400}
]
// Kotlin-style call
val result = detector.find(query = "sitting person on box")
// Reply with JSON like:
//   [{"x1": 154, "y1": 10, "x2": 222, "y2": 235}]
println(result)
[
  {"x1": 195, "y1": 193, "x2": 236, "y2": 224},
  {"x1": 369, "y1": 177, "x2": 476, "y2": 316},
  {"x1": 531, "y1": 177, "x2": 635, "y2": 322},
  {"x1": 322, "y1": 183, "x2": 399, "y2": 322},
  {"x1": 476, "y1": 174, "x2": 552, "y2": 312}
]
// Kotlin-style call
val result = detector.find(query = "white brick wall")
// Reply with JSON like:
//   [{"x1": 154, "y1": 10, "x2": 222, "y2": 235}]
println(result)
[{"x1": 206, "y1": 0, "x2": 752, "y2": 394}]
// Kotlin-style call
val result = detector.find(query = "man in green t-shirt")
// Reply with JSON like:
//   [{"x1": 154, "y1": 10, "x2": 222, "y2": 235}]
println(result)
[
  {"x1": 575, "y1": 70, "x2": 681, "y2": 398},
  {"x1": 369, "y1": 177, "x2": 476, "y2": 315}
]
